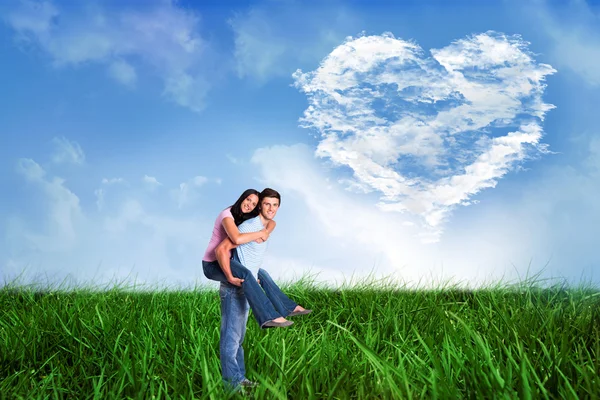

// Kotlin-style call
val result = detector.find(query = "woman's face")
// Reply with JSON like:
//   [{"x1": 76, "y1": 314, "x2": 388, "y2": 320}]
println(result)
[{"x1": 241, "y1": 194, "x2": 259, "y2": 214}]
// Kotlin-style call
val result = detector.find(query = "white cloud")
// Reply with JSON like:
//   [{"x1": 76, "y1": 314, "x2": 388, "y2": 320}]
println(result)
[
  {"x1": 4, "y1": 0, "x2": 58, "y2": 36},
  {"x1": 250, "y1": 144, "x2": 529, "y2": 286},
  {"x1": 530, "y1": 0, "x2": 600, "y2": 86},
  {"x1": 5, "y1": 157, "x2": 213, "y2": 288},
  {"x1": 94, "y1": 178, "x2": 126, "y2": 211},
  {"x1": 230, "y1": 0, "x2": 359, "y2": 82},
  {"x1": 102, "y1": 177, "x2": 125, "y2": 185},
  {"x1": 16, "y1": 158, "x2": 46, "y2": 181},
  {"x1": 94, "y1": 188, "x2": 104, "y2": 211},
  {"x1": 142, "y1": 175, "x2": 162, "y2": 190},
  {"x1": 226, "y1": 154, "x2": 240, "y2": 164},
  {"x1": 51, "y1": 136, "x2": 85, "y2": 165},
  {"x1": 251, "y1": 142, "x2": 600, "y2": 287},
  {"x1": 173, "y1": 175, "x2": 208, "y2": 209},
  {"x1": 5, "y1": 0, "x2": 210, "y2": 112},
  {"x1": 108, "y1": 59, "x2": 137, "y2": 87},
  {"x1": 293, "y1": 32, "x2": 556, "y2": 241},
  {"x1": 4, "y1": 140, "x2": 599, "y2": 289},
  {"x1": 15, "y1": 158, "x2": 83, "y2": 252}
]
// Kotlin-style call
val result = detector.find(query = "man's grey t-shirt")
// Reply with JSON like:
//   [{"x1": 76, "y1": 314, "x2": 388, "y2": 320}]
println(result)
[{"x1": 236, "y1": 216, "x2": 267, "y2": 276}]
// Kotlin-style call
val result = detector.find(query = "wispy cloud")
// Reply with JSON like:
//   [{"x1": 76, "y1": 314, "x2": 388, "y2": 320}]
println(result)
[
  {"x1": 250, "y1": 143, "x2": 530, "y2": 286},
  {"x1": 16, "y1": 158, "x2": 46, "y2": 180},
  {"x1": 173, "y1": 176, "x2": 208, "y2": 209},
  {"x1": 142, "y1": 175, "x2": 162, "y2": 191},
  {"x1": 4, "y1": 0, "x2": 210, "y2": 112},
  {"x1": 51, "y1": 136, "x2": 85, "y2": 165},
  {"x1": 294, "y1": 31, "x2": 556, "y2": 241},
  {"x1": 530, "y1": 0, "x2": 600, "y2": 86},
  {"x1": 226, "y1": 154, "x2": 240, "y2": 164},
  {"x1": 15, "y1": 158, "x2": 83, "y2": 251},
  {"x1": 108, "y1": 59, "x2": 137, "y2": 87},
  {"x1": 95, "y1": 177, "x2": 126, "y2": 211},
  {"x1": 230, "y1": 0, "x2": 359, "y2": 82},
  {"x1": 7, "y1": 157, "x2": 211, "y2": 286},
  {"x1": 102, "y1": 177, "x2": 126, "y2": 185},
  {"x1": 94, "y1": 188, "x2": 105, "y2": 211}
]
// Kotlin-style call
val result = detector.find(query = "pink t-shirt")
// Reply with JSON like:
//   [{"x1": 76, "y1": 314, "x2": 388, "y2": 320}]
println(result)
[{"x1": 203, "y1": 207, "x2": 234, "y2": 262}]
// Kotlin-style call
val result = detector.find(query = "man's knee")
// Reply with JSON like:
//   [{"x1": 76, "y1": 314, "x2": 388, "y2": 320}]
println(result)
[
  {"x1": 233, "y1": 263, "x2": 252, "y2": 279},
  {"x1": 257, "y1": 268, "x2": 271, "y2": 280}
]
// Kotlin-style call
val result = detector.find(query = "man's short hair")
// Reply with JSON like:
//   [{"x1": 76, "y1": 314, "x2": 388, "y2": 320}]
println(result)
[{"x1": 259, "y1": 188, "x2": 281, "y2": 205}]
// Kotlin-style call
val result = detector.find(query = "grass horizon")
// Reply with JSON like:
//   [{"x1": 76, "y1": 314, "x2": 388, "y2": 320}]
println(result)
[{"x1": 2, "y1": 273, "x2": 599, "y2": 398}]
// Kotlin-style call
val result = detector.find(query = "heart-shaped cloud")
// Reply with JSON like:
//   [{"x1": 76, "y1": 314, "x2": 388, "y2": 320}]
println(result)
[{"x1": 293, "y1": 31, "x2": 556, "y2": 241}]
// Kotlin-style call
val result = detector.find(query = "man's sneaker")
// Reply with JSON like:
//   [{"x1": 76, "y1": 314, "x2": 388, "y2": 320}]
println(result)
[{"x1": 240, "y1": 379, "x2": 258, "y2": 388}]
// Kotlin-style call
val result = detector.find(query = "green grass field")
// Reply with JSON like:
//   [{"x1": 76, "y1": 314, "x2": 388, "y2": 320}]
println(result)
[{"x1": 1, "y1": 276, "x2": 599, "y2": 399}]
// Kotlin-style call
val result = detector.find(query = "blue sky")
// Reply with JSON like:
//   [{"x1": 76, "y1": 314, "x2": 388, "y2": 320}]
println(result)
[{"x1": 1, "y1": 0, "x2": 599, "y2": 288}]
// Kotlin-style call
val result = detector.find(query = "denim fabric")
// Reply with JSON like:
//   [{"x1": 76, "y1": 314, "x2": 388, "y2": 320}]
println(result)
[
  {"x1": 257, "y1": 268, "x2": 298, "y2": 316},
  {"x1": 203, "y1": 252, "x2": 301, "y2": 391},
  {"x1": 203, "y1": 254, "x2": 282, "y2": 327},
  {"x1": 219, "y1": 281, "x2": 249, "y2": 390}
]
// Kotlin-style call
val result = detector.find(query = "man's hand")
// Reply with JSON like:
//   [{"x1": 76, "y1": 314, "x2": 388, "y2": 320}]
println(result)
[{"x1": 227, "y1": 277, "x2": 244, "y2": 287}]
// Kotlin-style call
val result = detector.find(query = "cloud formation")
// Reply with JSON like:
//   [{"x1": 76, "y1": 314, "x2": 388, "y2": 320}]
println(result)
[
  {"x1": 173, "y1": 176, "x2": 208, "y2": 209},
  {"x1": 143, "y1": 175, "x2": 162, "y2": 188},
  {"x1": 4, "y1": 0, "x2": 210, "y2": 112},
  {"x1": 5, "y1": 156, "x2": 211, "y2": 288},
  {"x1": 51, "y1": 136, "x2": 85, "y2": 165},
  {"x1": 531, "y1": 0, "x2": 600, "y2": 86},
  {"x1": 15, "y1": 158, "x2": 83, "y2": 252},
  {"x1": 294, "y1": 32, "x2": 556, "y2": 241},
  {"x1": 230, "y1": 0, "x2": 359, "y2": 82}
]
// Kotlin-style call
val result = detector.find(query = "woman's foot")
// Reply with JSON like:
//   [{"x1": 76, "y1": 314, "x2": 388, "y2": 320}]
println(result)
[
  {"x1": 289, "y1": 305, "x2": 312, "y2": 317},
  {"x1": 262, "y1": 317, "x2": 293, "y2": 328}
]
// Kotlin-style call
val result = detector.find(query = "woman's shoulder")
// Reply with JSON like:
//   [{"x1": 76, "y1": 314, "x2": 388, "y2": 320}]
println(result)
[{"x1": 218, "y1": 207, "x2": 233, "y2": 220}]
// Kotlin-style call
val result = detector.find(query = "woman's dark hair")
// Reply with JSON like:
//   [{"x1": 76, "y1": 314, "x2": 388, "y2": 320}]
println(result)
[{"x1": 230, "y1": 189, "x2": 260, "y2": 226}]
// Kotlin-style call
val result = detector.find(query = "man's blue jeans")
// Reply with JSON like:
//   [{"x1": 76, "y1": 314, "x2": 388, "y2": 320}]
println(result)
[
  {"x1": 202, "y1": 251, "x2": 298, "y2": 327},
  {"x1": 219, "y1": 281, "x2": 249, "y2": 389}
]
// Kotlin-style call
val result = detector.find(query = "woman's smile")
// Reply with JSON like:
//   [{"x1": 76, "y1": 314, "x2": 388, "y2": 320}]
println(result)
[{"x1": 242, "y1": 194, "x2": 259, "y2": 214}]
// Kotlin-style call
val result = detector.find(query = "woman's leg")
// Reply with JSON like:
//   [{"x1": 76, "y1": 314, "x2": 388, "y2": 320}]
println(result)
[
  {"x1": 257, "y1": 268, "x2": 298, "y2": 317},
  {"x1": 227, "y1": 258, "x2": 283, "y2": 328},
  {"x1": 203, "y1": 260, "x2": 228, "y2": 283}
]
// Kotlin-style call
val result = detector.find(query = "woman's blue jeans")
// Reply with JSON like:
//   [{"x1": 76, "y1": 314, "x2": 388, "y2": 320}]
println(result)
[{"x1": 202, "y1": 251, "x2": 298, "y2": 328}]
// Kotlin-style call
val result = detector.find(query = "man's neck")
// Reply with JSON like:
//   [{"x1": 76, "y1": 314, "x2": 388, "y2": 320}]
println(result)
[{"x1": 259, "y1": 214, "x2": 269, "y2": 227}]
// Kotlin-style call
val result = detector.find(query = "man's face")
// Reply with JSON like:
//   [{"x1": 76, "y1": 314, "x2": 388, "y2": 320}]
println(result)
[{"x1": 260, "y1": 197, "x2": 279, "y2": 220}]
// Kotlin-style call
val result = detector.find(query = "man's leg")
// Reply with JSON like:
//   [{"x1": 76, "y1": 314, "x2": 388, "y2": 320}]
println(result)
[
  {"x1": 219, "y1": 282, "x2": 248, "y2": 390},
  {"x1": 257, "y1": 268, "x2": 298, "y2": 317},
  {"x1": 233, "y1": 287, "x2": 249, "y2": 380}
]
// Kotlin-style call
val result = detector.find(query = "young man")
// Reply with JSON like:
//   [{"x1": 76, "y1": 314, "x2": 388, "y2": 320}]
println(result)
[{"x1": 213, "y1": 188, "x2": 311, "y2": 390}]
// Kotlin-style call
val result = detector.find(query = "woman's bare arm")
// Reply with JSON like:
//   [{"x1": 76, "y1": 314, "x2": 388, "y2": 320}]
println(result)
[
  {"x1": 222, "y1": 217, "x2": 268, "y2": 245},
  {"x1": 215, "y1": 237, "x2": 243, "y2": 286},
  {"x1": 265, "y1": 219, "x2": 276, "y2": 233}
]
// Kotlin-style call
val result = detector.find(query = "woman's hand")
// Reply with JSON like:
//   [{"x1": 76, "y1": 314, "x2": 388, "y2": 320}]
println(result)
[
  {"x1": 260, "y1": 229, "x2": 270, "y2": 242},
  {"x1": 228, "y1": 277, "x2": 244, "y2": 287}
]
